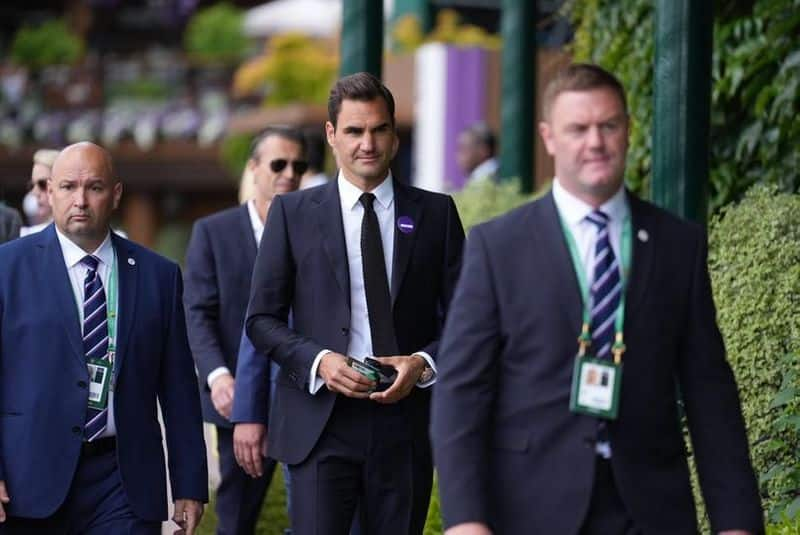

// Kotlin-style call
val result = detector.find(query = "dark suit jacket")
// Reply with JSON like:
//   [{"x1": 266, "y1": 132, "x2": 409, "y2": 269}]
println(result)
[
  {"x1": 0, "y1": 226, "x2": 208, "y2": 521},
  {"x1": 431, "y1": 192, "x2": 763, "y2": 534},
  {"x1": 246, "y1": 179, "x2": 464, "y2": 465},
  {"x1": 184, "y1": 204, "x2": 262, "y2": 428},
  {"x1": 0, "y1": 205, "x2": 21, "y2": 244}
]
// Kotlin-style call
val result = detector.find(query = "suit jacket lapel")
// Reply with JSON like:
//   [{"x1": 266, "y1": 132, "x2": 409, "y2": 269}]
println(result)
[
  {"x1": 391, "y1": 181, "x2": 422, "y2": 305},
  {"x1": 315, "y1": 181, "x2": 350, "y2": 310},
  {"x1": 238, "y1": 203, "x2": 257, "y2": 266},
  {"x1": 539, "y1": 192, "x2": 583, "y2": 332},
  {"x1": 624, "y1": 193, "x2": 655, "y2": 326},
  {"x1": 112, "y1": 233, "x2": 137, "y2": 378},
  {"x1": 44, "y1": 227, "x2": 85, "y2": 367}
]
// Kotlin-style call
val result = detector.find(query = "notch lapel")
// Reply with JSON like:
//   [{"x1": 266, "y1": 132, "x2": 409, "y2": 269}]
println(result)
[
  {"x1": 315, "y1": 181, "x2": 351, "y2": 310},
  {"x1": 391, "y1": 181, "x2": 422, "y2": 305},
  {"x1": 538, "y1": 192, "x2": 583, "y2": 332},
  {"x1": 238, "y1": 203, "x2": 258, "y2": 265},
  {"x1": 112, "y1": 234, "x2": 137, "y2": 379},
  {"x1": 623, "y1": 193, "x2": 655, "y2": 327},
  {"x1": 44, "y1": 228, "x2": 85, "y2": 367}
]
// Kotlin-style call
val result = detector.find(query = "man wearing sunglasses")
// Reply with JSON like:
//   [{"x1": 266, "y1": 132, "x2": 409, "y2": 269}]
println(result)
[
  {"x1": 20, "y1": 148, "x2": 59, "y2": 237},
  {"x1": 245, "y1": 73, "x2": 465, "y2": 535},
  {"x1": 184, "y1": 125, "x2": 306, "y2": 535}
]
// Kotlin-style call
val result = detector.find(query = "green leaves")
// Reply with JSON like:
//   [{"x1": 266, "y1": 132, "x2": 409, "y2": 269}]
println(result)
[{"x1": 10, "y1": 20, "x2": 84, "y2": 70}]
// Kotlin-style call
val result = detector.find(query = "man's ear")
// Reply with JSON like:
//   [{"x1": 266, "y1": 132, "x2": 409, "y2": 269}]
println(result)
[
  {"x1": 538, "y1": 121, "x2": 555, "y2": 156},
  {"x1": 325, "y1": 121, "x2": 336, "y2": 148}
]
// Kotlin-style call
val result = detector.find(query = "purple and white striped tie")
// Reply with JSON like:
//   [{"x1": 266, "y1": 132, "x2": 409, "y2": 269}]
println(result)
[
  {"x1": 81, "y1": 255, "x2": 109, "y2": 441},
  {"x1": 585, "y1": 210, "x2": 621, "y2": 359}
]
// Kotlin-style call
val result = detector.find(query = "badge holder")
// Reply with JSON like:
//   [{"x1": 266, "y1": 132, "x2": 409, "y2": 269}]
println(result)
[
  {"x1": 87, "y1": 358, "x2": 112, "y2": 410},
  {"x1": 569, "y1": 327, "x2": 624, "y2": 420}
]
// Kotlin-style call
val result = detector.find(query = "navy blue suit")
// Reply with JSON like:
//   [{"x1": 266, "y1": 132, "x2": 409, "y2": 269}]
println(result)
[
  {"x1": 246, "y1": 179, "x2": 464, "y2": 534},
  {"x1": 431, "y1": 192, "x2": 763, "y2": 534},
  {"x1": 184, "y1": 204, "x2": 275, "y2": 534},
  {"x1": 0, "y1": 225, "x2": 207, "y2": 524}
]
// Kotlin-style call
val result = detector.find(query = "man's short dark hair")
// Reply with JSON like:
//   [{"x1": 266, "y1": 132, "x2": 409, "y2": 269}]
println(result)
[
  {"x1": 463, "y1": 122, "x2": 496, "y2": 156},
  {"x1": 249, "y1": 125, "x2": 307, "y2": 162},
  {"x1": 303, "y1": 126, "x2": 327, "y2": 172},
  {"x1": 541, "y1": 63, "x2": 628, "y2": 120},
  {"x1": 327, "y1": 72, "x2": 396, "y2": 129}
]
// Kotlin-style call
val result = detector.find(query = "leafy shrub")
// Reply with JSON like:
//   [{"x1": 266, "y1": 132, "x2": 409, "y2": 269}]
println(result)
[
  {"x1": 10, "y1": 20, "x2": 84, "y2": 70},
  {"x1": 708, "y1": 185, "x2": 800, "y2": 520},
  {"x1": 184, "y1": 3, "x2": 249, "y2": 66},
  {"x1": 452, "y1": 178, "x2": 539, "y2": 233}
]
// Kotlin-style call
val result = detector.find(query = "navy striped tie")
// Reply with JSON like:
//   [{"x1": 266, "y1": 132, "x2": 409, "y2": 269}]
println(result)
[
  {"x1": 586, "y1": 210, "x2": 621, "y2": 359},
  {"x1": 81, "y1": 255, "x2": 109, "y2": 441}
]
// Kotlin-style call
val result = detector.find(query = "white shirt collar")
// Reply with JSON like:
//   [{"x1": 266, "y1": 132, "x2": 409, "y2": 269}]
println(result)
[
  {"x1": 55, "y1": 226, "x2": 114, "y2": 269},
  {"x1": 552, "y1": 177, "x2": 628, "y2": 226},
  {"x1": 337, "y1": 172, "x2": 394, "y2": 212},
  {"x1": 246, "y1": 199, "x2": 264, "y2": 242},
  {"x1": 469, "y1": 157, "x2": 499, "y2": 182}
]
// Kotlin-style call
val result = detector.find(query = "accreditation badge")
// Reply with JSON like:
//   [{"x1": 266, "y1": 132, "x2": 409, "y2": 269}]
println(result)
[
  {"x1": 87, "y1": 358, "x2": 112, "y2": 410},
  {"x1": 569, "y1": 356, "x2": 622, "y2": 420}
]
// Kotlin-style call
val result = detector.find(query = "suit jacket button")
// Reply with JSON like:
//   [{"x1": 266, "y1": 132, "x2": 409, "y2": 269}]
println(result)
[
  {"x1": 77, "y1": 380, "x2": 87, "y2": 388},
  {"x1": 72, "y1": 426, "x2": 82, "y2": 434}
]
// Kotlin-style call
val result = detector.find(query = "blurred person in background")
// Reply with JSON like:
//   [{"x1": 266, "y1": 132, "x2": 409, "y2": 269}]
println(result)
[
  {"x1": 0, "y1": 204, "x2": 22, "y2": 244},
  {"x1": 456, "y1": 122, "x2": 498, "y2": 186},
  {"x1": 184, "y1": 126, "x2": 307, "y2": 535},
  {"x1": 20, "y1": 148, "x2": 59, "y2": 236},
  {"x1": 300, "y1": 126, "x2": 330, "y2": 190}
]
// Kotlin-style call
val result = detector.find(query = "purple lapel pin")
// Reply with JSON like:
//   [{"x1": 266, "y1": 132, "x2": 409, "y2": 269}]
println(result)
[{"x1": 397, "y1": 216, "x2": 415, "y2": 234}]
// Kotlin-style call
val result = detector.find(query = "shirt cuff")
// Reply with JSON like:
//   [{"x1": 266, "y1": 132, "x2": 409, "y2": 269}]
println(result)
[
  {"x1": 309, "y1": 349, "x2": 331, "y2": 394},
  {"x1": 207, "y1": 366, "x2": 232, "y2": 389},
  {"x1": 412, "y1": 351, "x2": 437, "y2": 388}
]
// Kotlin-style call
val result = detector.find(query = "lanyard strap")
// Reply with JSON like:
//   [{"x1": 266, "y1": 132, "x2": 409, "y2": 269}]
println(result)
[
  {"x1": 559, "y1": 213, "x2": 632, "y2": 362},
  {"x1": 106, "y1": 250, "x2": 119, "y2": 355}
]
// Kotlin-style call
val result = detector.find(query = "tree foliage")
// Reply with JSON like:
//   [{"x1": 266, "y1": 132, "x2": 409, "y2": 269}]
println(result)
[{"x1": 10, "y1": 20, "x2": 84, "y2": 70}]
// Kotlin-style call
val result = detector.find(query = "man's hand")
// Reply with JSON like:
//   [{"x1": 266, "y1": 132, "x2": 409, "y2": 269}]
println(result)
[
  {"x1": 172, "y1": 499, "x2": 203, "y2": 535},
  {"x1": 369, "y1": 355, "x2": 426, "y2": 404},
  {"x1": 719, "y1": 531, "x2": 753, "y2": 535},
  {"x1": 318, "y1": 352, "x2": 375, "y2": 398},
  {"x1": 445, "y1": 522, "x2": 492, "y2": 535},
  {"x1": 234, "y1": 423, "x2": 267, "y2": 478},
  {"x1": 210, "y1": 373, "x2": 235, "y2": 420},
  {"x1": 0, "y1": 481, "x2": 9, "y2": 522}
]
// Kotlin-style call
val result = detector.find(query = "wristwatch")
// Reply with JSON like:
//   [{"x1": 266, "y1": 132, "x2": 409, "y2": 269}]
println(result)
[{"x1": 418, "y1": 364, "x2": 434, "y2": 383}]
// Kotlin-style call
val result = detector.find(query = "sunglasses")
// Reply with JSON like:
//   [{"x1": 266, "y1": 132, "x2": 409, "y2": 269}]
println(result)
[
  {"x1": 269, "y1": 159, "x2": 308, "y2": 176},
  {"x1": 28, "y1": 179, "x2": 47, "y2": 192}
]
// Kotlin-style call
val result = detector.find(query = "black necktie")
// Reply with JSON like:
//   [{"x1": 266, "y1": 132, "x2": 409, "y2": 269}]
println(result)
[{"x1": 359, "y1": 193, "x2": 398, "y2": 356}]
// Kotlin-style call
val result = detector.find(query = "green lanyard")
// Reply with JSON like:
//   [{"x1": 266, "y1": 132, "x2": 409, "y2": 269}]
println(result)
[
  {"x1": 559, "y1": 213, "x2": 632, "y2": 363},
  {"x1": 106, "y1": 251, "x2": 119, "y2": 357}
]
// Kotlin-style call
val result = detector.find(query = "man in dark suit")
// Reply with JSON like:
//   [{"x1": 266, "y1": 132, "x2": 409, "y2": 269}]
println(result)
[
  {"x1": 246, "y1": 72, "x2": 464, "y2": 535},
  {"x1": 431, "y1": 64, "x2": 763, "y2": 535},
  {"x1": 184, "y1": 126, "x2": 306, "y2": 534},
  {"x1": 0, "y1": 205, "x2": 21, "y2": 244},
  {"x1": 0, "y1": 142, "x2": 207, "y2": 534}
]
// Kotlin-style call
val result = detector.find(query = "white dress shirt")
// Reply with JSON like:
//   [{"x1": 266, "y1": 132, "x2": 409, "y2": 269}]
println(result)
[
  {"x1": 551, "y1": 178, "x2": 628, "y2": 291},
  {"x1": 308, "y1": 173, "x2": 437, "y2": 394},
  {"x1": 206, "y1": 200, "x2": 264, "y2": 389},
  {"x1": 55, "y1": 227, "x2": 117, "y2": 437}
]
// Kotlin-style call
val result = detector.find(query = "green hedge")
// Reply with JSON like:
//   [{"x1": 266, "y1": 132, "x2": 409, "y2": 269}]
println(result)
[{"x1": 708, "y1": 186, "x2": 800, "y2": 522}]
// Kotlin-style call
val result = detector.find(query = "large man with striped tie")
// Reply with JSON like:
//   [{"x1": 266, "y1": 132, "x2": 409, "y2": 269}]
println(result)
[
  {"x1": 0, "y1": 142, "x2": 207, "y2": 534},
  {"x1": 431, "y1": 64, "x2": 763, "y2": 535}
]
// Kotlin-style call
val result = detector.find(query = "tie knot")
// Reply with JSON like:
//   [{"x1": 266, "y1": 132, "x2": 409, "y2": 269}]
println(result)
[
  {"x1": 81, "y1": 255, "x2": 99, "y2": 272},
  {"x1": 360, "y1": 192, "x2": 376, "y2": 211},
  {"x1": 585, "y1": 210, "x2": 610, "y2": 229}
]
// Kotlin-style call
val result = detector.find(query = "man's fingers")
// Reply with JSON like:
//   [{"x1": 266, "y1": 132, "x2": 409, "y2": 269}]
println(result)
[{"x1": 0, "y1": 482, "x2": 9, "y2": 502}]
